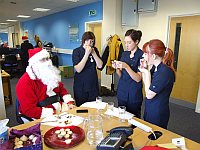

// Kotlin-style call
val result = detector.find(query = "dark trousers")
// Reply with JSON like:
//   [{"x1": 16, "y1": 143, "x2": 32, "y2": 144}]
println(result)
[{"x1": 74, "y1": 89, "x2": 98, "y2": 107}]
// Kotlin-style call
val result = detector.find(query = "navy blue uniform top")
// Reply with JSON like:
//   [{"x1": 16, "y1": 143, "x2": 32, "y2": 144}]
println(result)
[
  {"x1": 144, "y1": 63, "x2": 175, "y2": 128},
  {"x1": 117, "y1": 48, "x2": 143, "y2": 103},
  {"x1": 72, "y1": 46, "x2": 100, "y2": 92}
]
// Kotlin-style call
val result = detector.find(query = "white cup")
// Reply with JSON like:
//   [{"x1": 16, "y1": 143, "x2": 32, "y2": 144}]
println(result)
[{"x1": 118, "y1": 106, "x2": 126, "y2": 122}]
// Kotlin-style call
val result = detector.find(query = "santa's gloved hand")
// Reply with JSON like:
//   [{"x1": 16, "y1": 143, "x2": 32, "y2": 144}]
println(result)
[
  {"x1": 61, "y1": 103, "x2": 76, "y2": 112},
  {"x1": 61, "y1": 94, "x2": 76, "y2": 112},
  {"x1": 63, "y1": 94, "x2": 75, "y2": 104},
  {"x1": 61, "y1": 103, "x2": 70, "y2": 112},
  {"x1": 41, "y1": 107, "x2": 54, "y2": 118},
  {"x1": 52, "y1": 102, "x2": 62, "y2": 114}
]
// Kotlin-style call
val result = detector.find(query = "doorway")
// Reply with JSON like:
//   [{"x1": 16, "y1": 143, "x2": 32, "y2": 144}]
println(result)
[
  {"x1": 12, "y1": 32, "x2": 19, "y2": 48},
  {"x1": 168, "y1": 15, "x2": 200, "y2": 104},
  {"x1": 85, "y1": 21, "x2": 102, "y2": 80}
]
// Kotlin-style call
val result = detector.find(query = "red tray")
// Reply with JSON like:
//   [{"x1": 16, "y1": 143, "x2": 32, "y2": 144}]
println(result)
[{"x1": 44, "y1": 126, "x2": 85, "y2": 149}]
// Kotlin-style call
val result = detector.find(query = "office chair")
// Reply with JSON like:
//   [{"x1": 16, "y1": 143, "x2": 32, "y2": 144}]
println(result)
[
  {"x1": 16, "y1": 98, "x2": 34, "y2": 124},
  {"x1": 3, "y1": 54, "x2": 18, "y2": 77}
]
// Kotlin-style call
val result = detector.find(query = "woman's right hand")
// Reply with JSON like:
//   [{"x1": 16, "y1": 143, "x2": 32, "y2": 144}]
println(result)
[
  {"x1": 139, "y1": 58, "x2": 148, "y2": 73},
  {"x1": 140, "y1": 58, "x2": 148, "y2": 69},
  {"x1": 84, "y1": 45, "x2": 93, "y2": 55}
]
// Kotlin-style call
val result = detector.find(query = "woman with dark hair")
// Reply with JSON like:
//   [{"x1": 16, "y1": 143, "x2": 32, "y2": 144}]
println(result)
[
  {"x1": 139, "y1": 39, "x2": 175, "y2": 129},
  {"x1": 72, "y1": 31, "x2": 103, "y2": 106},
  {"x1": 112, "y1": 29, "x2": 143, "y2": 118}
]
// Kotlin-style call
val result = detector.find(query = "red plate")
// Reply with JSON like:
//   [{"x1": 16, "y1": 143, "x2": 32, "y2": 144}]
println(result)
[{"x1": 44, "y1": 126, "x2": 85, "y2": 149}]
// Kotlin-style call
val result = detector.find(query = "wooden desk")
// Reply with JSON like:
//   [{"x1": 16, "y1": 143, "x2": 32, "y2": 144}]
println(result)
[
  {"x1": 11, "y1": 107, "x2": 200, "y2": 150},
  {"x1": 1, "y1": 70, "x2": 12, "y2": 105}
]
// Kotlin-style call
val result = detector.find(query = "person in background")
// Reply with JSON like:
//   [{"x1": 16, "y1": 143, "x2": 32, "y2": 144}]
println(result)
[
  {"x1": 72, "y1": 31, "x2": 103, "y2": 106},
  {"x1": 2, "y1": 42, "x2": 8, "y2": 48},
  {"x1": 112, "y1": 29, "x2": 143, "y2": 118},
  {"x1": 34, "y1": 35, "x2": 42, "y2": 48},
  {"x1": 139, "y1": 39, "x2": 175, "y2": 129},
  {"x1": 20, "y1": 36, "x2": 33, "y2": 74},
  {"x1": 16, "y1": 48, "x2": 76, "y2": 119}
]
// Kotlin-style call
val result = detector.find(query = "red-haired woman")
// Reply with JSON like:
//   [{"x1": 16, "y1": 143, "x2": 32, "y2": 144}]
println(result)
[{"x1": 139, "y1": 39, "x2": 175, "y2": 129}]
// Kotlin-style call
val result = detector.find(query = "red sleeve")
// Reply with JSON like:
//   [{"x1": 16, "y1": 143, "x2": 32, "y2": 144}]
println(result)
[
  {"x1": 56, "y1": 82, "x2": 68, "y2": 97},
  {"x1": 16, "y1": 74, "x2": 42, "y2": 119}
]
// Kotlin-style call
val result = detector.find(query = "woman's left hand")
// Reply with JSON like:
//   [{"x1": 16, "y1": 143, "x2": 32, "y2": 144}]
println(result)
[{"x1": 116, "y1": 61, "x2": 128, "y2": 69}]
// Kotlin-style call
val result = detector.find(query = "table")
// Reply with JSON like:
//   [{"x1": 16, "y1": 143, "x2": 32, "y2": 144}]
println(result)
[
  {"x1": 1, "y1": 70, "x2": 12, "y2": 105},
  {"x1": 10, "y1": 107, "x2": 200, "y2": 150}
]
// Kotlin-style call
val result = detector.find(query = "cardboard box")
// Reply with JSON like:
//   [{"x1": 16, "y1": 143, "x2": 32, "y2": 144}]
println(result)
[{"x1": 59, "y1": 66, "x2": 74, "y2": 78}]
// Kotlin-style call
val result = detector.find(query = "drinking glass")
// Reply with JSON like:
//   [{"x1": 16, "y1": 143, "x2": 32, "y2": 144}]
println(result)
[
  {"x1": 96, "y1": 96, "x2": 102, "y2": 104},
  {"x1": 118, "y1": 106, "x2": 126, "y2": 122},
  {"x1": 96, "y1": 96, "x2": 103, "y2": 114},
  {"x1": 85, "y1": 115, "x2": 103, "y2": 145},
  {"x1": 107, "y1": 102, "x2": 114, "y2": 118}
]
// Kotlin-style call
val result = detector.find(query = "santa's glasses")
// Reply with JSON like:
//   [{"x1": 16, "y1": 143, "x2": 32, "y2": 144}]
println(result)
[{"x1": 40, "y1": 57, "x2": 50, "y2": 62}]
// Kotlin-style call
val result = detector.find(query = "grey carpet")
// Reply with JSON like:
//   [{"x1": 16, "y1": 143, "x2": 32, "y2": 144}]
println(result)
[{"x1": 5, "y1": 77, "x2": 200, "y2": 143}]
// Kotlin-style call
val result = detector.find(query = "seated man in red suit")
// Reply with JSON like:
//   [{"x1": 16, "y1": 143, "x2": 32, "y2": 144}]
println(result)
[{"x1": 16, "y1": 48, "x2": 75, "y2": 119}]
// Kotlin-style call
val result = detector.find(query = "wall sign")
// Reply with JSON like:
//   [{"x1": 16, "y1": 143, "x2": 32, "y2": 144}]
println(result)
[
  {"x1": 69, "y1": 24, "x2": 79, "y2": 43},
  {"x1": 88, "y1": 10, "x2": 96, "y2": 16}
]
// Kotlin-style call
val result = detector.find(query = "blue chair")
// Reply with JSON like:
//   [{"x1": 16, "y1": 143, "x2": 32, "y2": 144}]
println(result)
[
  {"x1": 3, "y1": 54, "x2": 18, "y2": 77},
  {"x1": 16, "y1": 98, "x2": 34, "y2": 124}
]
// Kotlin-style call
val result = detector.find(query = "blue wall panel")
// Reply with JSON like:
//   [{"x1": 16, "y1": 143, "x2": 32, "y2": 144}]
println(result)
[
  {"x1": 21, "y1": 1, "x2": 102, "y2": 66},
  {"x1": 0, "y1": 33, "x2": 8, "y2": 44}
]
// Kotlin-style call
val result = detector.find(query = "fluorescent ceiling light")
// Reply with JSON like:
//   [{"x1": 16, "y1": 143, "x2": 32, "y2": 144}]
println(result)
[
  {"x1": 0, "y1": 23, "x2": 9, "y2": 25},
  {"x1": 17, "y1": 15, "x2": 31, "y2": 18},
  {"x1": 66, "y1": 0, "x2": 79, "y2": 2},
  {"x1": 6, "y1": 19, "x2": 18, "y2": 22},
  {"x1": 33, "y1": 8, "x2": 50, "y2": 12}
]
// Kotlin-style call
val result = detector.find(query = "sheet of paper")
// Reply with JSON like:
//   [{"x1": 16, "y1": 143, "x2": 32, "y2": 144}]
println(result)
[
  {"x1": 41, "y1": 112, "x2": 84, "y2": 127},
  {"x1": 104, "y1": 107, "x2": 134, "y2": 120},
  {"x1": 172, "y1": 137, "x2": 186, "y2": 146},
  {"x1": 157, "y1": 143, "x2": 177, "y2": 149},
  {"x1": 80, "y1": 101, "x2": 107, "y2": 110}
]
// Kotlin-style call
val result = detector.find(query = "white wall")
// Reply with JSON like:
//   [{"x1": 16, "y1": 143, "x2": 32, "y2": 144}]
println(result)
[
  {"x1": 0, "y1": 75, "x2": 6, "y2": 119},
  {"x1": 102, "y1": 0, "x2": 200, "y2": 89},
  {"x1": 8, "y1": 22, "x2": 22, "y2": 48},
  {"x1": 123, "y1": 0, "x2": 200, "y2": 47},
  {"x1": 101, "y1": 0, "x2": 123, "y2": 88}
]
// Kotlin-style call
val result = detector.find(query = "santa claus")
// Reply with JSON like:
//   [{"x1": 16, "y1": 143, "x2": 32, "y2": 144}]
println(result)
[{"x1": 16, "y1": 48, "x2": 75, "y2": 119}]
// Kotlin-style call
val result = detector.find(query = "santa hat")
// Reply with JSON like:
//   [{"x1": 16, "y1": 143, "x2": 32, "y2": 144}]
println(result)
[
  {"x1": 26, "y1": 48, "x2": 50, "y2": 80},
  {"x1": 28, "y1": 48, "x2": 49, "y2": 65},
  {"x1": 22, "y1": 36, "x2": 28, "y2": 41}
]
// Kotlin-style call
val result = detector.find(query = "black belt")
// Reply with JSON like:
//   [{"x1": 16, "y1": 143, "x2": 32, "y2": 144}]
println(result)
[{"x1": 37, "y1": 95, "x2": 62, "y2": 107}]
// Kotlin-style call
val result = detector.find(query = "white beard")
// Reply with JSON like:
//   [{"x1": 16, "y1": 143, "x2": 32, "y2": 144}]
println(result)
[{"x1": 32, "y1": 60, "x2": 61, "y2": 96}]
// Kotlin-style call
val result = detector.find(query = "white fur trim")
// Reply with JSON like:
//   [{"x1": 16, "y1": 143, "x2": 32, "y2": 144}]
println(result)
[
  {"x1": 46, "y1": 85, "x2": 56, "y2": 97},
  {"x1": 63, "y1": 94, "x2": 75, "y2": 104},
  {"x1": 26, "y1": 66, "x2": 36, "y2": 80},
  {"x1": 28, "y1": 49, "x2": 50, "y2": 66},
  {"x1": 41, "y1": 107, "x2": 54, "y2": 118},
  {"x1": 52, "y1": 102, "x2": 61, "y2": 113},
  {"x1": 61, "y1": 103, "x2": 70, "y2": 112}
]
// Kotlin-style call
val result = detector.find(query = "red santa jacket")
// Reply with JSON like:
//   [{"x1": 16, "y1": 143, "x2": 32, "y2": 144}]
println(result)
[{"x1": 16, "y1": 72, "x2": 68, "y2": 119}]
